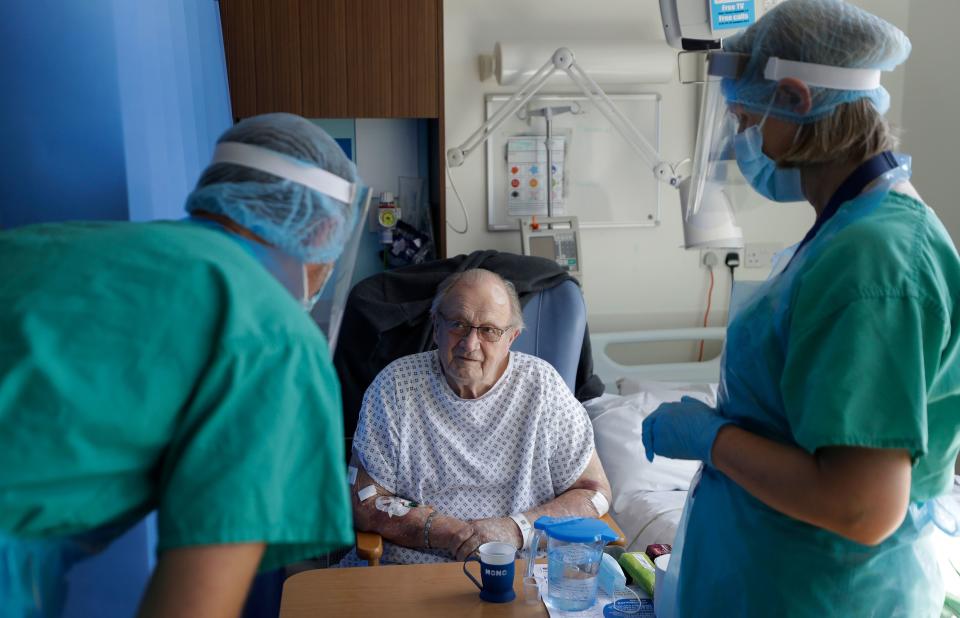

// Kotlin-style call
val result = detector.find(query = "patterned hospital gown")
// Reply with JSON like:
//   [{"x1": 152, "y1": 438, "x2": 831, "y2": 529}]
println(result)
[{"x1": 352, "y1": 350, "x2": 594, "y2": 565}]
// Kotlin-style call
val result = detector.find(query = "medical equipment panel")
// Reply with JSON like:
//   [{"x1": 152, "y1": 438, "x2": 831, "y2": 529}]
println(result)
[{"x1": 520, "y1": 216, "x2": 582, "y2": 280}]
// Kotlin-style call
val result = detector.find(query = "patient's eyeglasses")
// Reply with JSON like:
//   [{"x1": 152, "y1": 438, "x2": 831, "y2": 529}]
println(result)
[{"x1": 439, "y1": 314, "x2": 512, "y2": 343}]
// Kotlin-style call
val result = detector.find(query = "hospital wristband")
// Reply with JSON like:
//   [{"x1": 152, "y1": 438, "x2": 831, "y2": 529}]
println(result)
[{"x1": 509, "y1": 513, "x2": 534, "y2": 551}]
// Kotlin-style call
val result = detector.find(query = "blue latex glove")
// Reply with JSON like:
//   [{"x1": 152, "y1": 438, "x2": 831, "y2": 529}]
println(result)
[{"x1": 641, "y1": 396, "x2": 732, "y2": 467}]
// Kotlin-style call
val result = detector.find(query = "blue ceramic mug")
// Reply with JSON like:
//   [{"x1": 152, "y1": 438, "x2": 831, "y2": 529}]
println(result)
[{"x1": 462, "y1": 541, "x2": 516, "y2": 603}]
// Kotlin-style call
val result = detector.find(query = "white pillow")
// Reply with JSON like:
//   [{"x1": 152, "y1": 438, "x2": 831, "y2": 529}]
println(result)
[{"x1": 586, "y1": 383, "x2": 717, "y2": 509}]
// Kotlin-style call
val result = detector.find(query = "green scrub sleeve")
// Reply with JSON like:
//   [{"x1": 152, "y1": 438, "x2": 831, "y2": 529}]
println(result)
[
  {"x1": 781, "y1": 295, "x2": 939, "y2": 460},
  {"x1": 156, "y1": 337, "x2": 353, "y2": 571}
]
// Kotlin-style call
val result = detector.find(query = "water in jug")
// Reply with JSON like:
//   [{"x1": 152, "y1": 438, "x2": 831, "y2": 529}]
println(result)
[{"x1": 525, "y1": 516, "x2": 617, "y2": 611}]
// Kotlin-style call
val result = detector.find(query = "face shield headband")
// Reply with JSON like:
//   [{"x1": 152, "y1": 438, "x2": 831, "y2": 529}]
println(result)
[
  {"x1": 211, "y1": 141, "x2": 362, "y2": 207},
  {"x1": 718, "y1": 52, "x2": 885, "y2": 115}
]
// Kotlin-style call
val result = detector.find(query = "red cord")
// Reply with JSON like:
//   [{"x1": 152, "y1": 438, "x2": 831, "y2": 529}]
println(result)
[{"x1": 698, "y1": 268, "x2": 715, "y2": 362}]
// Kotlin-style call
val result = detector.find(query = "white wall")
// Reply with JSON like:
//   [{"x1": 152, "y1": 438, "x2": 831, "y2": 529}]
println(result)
[
  {"x1": 901, "y1": 1, "x2": 960, "y2": 244},
  {"x1": 444, "y1": 0, "x2": 918, "y2": 336}
]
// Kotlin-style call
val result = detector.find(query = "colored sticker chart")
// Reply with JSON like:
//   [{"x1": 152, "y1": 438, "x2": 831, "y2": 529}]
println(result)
[{"x1": 506, "y1": 136, "x2": 566, "y2": 217}]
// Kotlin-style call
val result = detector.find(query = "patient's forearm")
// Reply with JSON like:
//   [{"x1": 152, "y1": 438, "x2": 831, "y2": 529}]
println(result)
[
  {"x1": 523, "y1": 488, "x2": 606, "y2": 522},
  {"x1": 522, "y1": 451, "x2": 612, "y2": 522},
  {"x1": 712, "y1": 426, "x2": 911, "y2": 545},
  {"x1": 355, "y1": 497, "x2": 435, "y2": 548},
  {"x1": 352, "y1": 466, "x2": 473, "y2": 554}
]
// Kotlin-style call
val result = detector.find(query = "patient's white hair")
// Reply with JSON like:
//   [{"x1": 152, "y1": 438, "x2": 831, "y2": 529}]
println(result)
[{"x1": 429, "y1": 269, "x2": 525, "y2": 331}]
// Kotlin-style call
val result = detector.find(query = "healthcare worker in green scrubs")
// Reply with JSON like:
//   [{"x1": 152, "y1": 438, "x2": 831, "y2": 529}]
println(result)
[
  {"x1": 642, "y1": 1, "x2": 960, "y2": 616},
  {"x1": 0, "y1": 113, "x2": 371, "y2": 617}
]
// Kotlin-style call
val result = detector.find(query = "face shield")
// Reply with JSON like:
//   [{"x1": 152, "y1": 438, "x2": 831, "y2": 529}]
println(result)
[
  {"x1": 684, "y1": 50, "x2": 889, "y2": 235},
  {"x1": 209, "y1": 142, "x2": 372, "y2": 352},
  {"x1": 680, "y1": 51, "x2": 749, "y2": 249},
  {"x1": 308, "y1": 187, "x2": 371, "y2": 352}
]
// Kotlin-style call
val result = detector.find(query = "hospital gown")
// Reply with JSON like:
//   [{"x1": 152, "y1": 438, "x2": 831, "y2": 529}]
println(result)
[
  {"x1": 0, "y1": 221, "x2": 353, "y2": 574},
  {"x1": 676, "y1": 189, "x2": 960, "y2": 616},
  {"x1": 351, "y1": 350, "x2": 594, "y2": 564}
]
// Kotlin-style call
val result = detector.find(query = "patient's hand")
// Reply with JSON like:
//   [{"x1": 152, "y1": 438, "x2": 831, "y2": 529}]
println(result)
[{"x1": 454, "y1": 517, "x2": 523, "y2": 560}]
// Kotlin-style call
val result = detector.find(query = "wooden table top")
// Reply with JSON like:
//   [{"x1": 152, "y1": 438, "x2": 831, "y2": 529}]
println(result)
[{"x1": 280, "y1": 559, "x2": 548, "y2": 617}]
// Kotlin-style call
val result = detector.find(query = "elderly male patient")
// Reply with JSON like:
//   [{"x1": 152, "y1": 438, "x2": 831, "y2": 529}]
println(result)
[{"x1": 344, "y1": 268, "x2": 611, "y2": 565}]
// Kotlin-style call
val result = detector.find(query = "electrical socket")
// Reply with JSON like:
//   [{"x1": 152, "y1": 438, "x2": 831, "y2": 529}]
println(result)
[
  {"x1": 744, "y1": 243, "x2": 782, "y2": 269},
  {"x1": 700, "y1": 250, "x2": 718, "y2": 268},
  {"x1": 701, "y1": 249, "x2": 743, "y2": 270},
  {"x1": 699, "y1": 250, "x2": 719, "y2": 269}
]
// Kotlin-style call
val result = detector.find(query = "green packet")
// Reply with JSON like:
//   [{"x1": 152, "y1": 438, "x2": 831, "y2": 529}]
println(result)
[{"x1": 618, "y1": 551, "x2": 656, "y2": 596}]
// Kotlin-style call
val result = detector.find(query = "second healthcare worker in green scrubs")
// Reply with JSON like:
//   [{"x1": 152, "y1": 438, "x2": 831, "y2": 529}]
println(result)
[
  {"x1": 642, "y1": 0, "x2": 960, "y2": 616},
  {"x1": 0, "y1": 113, "x2": 370, "y2": 617}
]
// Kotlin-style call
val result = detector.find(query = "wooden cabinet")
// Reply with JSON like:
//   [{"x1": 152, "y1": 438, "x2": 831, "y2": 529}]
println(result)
[
  {"x1": 219, "y1": 0, "x2": 447, "y2": 257},
  {"x1": 219, "y1": 0, "x2": 443, "y2": 119}
]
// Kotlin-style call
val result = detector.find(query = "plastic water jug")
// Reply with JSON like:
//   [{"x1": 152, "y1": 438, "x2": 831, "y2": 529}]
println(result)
[{"x1": 525, "y1": 517, "x2": 617, "y2": 611}]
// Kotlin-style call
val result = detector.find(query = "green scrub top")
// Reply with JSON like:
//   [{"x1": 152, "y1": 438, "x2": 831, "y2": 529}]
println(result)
[
  {"x1": 782, "y1": 192, "x2": 960, "y2": 500},
  {"x1": 0, "y1": 220, "x2": 353, "y2": 571},
  {"x1": 677, "y1": 188, "x2": 960, "y2": 616}
]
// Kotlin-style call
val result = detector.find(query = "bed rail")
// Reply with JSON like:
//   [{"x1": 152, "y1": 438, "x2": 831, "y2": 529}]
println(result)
[{"x1": 591, "y1": 327, "x2": 725, "y2": 390}]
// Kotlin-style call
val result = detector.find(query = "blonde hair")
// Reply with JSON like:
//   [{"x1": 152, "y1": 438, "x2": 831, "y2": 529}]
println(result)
[{"x1": 781, "y1": 98, "x2": 900, "y2": 166}]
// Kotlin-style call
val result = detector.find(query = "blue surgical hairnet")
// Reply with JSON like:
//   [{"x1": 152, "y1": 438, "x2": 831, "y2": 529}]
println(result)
[
  {"x1": 721, "y1": 0, "x2": 911, "y2": 123},
  {"x1": 185, "y1": 112, "x2": 361, "y2": 263}
]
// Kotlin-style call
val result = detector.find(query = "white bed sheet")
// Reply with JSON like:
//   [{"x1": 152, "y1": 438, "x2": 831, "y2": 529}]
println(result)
[{"x1": 585, "y1": 384, "x2": 717, "y2": 553}]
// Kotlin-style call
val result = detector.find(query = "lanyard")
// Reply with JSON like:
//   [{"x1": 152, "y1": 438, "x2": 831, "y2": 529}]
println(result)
[{"x1": 784, "y1": 150, "x2": 899, "y2": 272}]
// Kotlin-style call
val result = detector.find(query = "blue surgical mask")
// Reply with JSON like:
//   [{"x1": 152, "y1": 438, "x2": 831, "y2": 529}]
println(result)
[
  {"x1": 733, "y1": 122, "x2": 805, "y2": 203},
  {"x1": 598, "y1": 553, "x2": 626, "y2": 596},
  {"x1": 301, "y1": 265, "x2": 328, "y2": 313}
]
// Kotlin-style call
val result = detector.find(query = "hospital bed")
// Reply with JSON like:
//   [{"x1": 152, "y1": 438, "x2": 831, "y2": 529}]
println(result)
[{"x1": 587, "y1": 326, "x2": 724, "y2": 552}]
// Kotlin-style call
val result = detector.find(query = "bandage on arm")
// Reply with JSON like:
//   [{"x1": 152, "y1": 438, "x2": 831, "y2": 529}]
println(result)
[
  {"x1": 590, "y1": 490, "x2": 610, "y2": 517},
  {"x1": 351, "y1": 461, "x2": 441, "y2": 550}
]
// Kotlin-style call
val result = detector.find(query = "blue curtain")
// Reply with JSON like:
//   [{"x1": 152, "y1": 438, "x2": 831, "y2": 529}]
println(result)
[
  {"x1": 0, "y1": 0, "x2": 232, "y2": 229},
  {"x1": 0, "y1": 1, "x2": 128, "y2": 228},
  {"x1": 112, "y1": 0, "x2": 232, "y2": 222}
]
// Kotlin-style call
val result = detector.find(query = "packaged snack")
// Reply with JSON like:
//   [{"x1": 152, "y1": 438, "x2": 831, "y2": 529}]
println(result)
[
  {"x1": 645, "y1": 543, "x2": 672, "y2": 560},
  {"x1": 618, "y1": 551, "x2": 656, "y2": 596}
]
